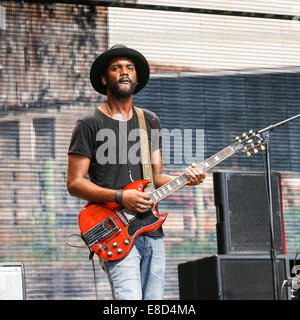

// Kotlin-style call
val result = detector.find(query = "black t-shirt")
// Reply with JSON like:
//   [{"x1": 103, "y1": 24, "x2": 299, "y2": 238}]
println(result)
[{"x1": 68, "y1": 106, "x2": 164, "y2": 237}]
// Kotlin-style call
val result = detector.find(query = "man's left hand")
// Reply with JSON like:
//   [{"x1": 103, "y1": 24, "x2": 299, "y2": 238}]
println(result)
[{"x1": 185, "y1": 163, "x2": 206, "y2": 186}]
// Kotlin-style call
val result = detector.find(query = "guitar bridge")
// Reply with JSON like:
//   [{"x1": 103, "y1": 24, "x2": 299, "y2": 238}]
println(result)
[{"x1": 82, "y1": 217, "x2": 119, "y2": 246}]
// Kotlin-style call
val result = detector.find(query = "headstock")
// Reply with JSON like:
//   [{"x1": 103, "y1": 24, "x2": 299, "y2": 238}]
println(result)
[{"x1": 233, "y1": 130, "x2": 266, "y2": 156}]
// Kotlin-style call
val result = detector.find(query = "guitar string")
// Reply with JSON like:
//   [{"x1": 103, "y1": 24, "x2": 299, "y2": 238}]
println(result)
[{"x1": 93, "y1": 143, "x2": 236, "y2": 243}]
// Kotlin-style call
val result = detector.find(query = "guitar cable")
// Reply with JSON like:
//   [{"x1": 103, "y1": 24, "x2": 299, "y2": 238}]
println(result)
[{"x1": 65, "y1": 233, "x2": 99, "y2": 300}]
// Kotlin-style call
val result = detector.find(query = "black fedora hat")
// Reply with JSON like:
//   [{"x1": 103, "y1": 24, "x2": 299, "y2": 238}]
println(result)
[{"x1": 90, "y1": 44, "x2": 150, "y2": 95}]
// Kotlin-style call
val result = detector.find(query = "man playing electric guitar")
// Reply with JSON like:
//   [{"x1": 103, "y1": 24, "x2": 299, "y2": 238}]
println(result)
[{"x1": 67, "y1": 45, "x2": 206, "y2": 300}]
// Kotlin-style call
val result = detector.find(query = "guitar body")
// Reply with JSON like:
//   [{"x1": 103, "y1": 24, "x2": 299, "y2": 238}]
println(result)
[{"x1": 78, "y1": 179, "x2": 167, "y2": 261}]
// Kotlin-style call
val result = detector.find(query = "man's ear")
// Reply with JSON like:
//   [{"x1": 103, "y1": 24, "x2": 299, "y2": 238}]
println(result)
[{"x1": 101, "y1": 74, "x2": 107, "y2": 86}]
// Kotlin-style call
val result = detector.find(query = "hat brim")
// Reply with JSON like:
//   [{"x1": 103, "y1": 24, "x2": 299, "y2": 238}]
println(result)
[{"x1": 90, "y1": 47, "x2": 149, "y2": 95}]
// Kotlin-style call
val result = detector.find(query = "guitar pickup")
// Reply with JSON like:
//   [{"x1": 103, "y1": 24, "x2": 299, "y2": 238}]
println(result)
[
  {"x1": 82, "y1": 217, "x2": 118, "y2": 245},
  {"x1": 116, "y1": 210, "x2": 129, "y2": 225}
]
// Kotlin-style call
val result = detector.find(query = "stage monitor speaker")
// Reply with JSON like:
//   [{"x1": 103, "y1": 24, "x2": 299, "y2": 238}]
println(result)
[
  {"x1": 178, "y1": 255, "x2": 291, "y2": 300},
  {"x1": 0, "y1": 262, "x2": 25, "y2": 300},
  {"x1": 213, "y1": 171, "x2": 285, "y2": 255}
]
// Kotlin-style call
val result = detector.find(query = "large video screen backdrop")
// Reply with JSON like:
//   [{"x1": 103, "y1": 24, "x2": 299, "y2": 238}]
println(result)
[{"x1": 0, "y1": 1, "x2": 300, "y2": 299}]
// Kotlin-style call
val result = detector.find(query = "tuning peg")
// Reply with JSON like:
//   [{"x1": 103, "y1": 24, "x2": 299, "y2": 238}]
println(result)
[
  {"x1": 246, "y1": 151, "x2": 251, "y2": 157},
  {"x1": 253, "y1": 148, "x2": 258, "y2": 154},
  {"x1": 249, "y1": 130, "x2": 254, "y2": 135},
  {"x1": 261, "y1": 145, "x2": 265, "y2": 151},
  {"x1": 242, "y1": 133, "x2": 247, "y2": 138},
  {"x1": 235, "y1": 136, "x2": 240, "y2": 141}
]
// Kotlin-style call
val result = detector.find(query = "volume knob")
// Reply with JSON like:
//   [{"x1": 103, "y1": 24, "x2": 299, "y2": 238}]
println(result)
[
  {"x1": 124, "y1": 238, "x2": 130, "y2": 245},
  {"x1": 107, "y1": 251, "x2": 113, "y2": 257}
]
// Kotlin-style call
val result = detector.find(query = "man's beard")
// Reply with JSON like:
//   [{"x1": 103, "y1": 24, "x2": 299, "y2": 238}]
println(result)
[{"x1": 107, "y1": 79, "x2": 137, "y2": 98}]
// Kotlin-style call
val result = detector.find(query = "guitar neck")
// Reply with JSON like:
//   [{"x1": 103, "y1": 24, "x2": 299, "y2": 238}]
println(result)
[{"x1": 149, "y1": 144, "x2": 236, "y2": 204}]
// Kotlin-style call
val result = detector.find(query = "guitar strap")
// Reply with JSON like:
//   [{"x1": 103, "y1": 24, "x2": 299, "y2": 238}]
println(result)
[{"x1": 134, "y1": 106, "x2": 155, "y2": 190}]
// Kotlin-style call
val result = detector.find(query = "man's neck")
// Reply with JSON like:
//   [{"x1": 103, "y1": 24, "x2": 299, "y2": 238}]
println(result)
[{"x1": 105, "y1": 94, "x2": 133, "y2": 120}]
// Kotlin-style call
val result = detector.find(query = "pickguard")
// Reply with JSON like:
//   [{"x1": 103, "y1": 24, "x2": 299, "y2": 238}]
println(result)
[{"x1": 127, "y1": 210, "x2": 159, "y2": 237}]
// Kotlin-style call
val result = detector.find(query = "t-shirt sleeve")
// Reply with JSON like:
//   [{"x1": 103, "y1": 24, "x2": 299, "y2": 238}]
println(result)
[{"x1": 68, "y1": 120, "x2": 94, "y2": 159}]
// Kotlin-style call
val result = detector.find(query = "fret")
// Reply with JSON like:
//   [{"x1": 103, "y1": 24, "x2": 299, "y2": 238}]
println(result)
[
  {"x1": 150, "y1": 174, "x2": 189, "y2": 204},
  {"x1": 177, "y1": 175, "x2": 184, "y2": 184},
  {"x1": 161, "y1": 187, "x2": 167, "y2": 195},
  {"x1": 150, "y1": 193, "x2": 159, "y2": 202},
  {"x1": 219, "y1": 146, "x2": 235, "y2": 159},
  {"x1": 197, "y1": 146, "x2": 235, "y2": 172},
  {"x1": 150, "y1": 191, "x2": 161, "y2": 202},
  {"x1": 197, "y1": 163, "x2": 205, "y2": 173},
  {"x1": 179, "y1": 174, "x2": 189, "y2": 184}
]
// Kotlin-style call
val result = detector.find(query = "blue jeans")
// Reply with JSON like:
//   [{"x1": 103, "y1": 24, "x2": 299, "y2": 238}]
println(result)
[{"x1": 101, "y1": 235, "x2": 165, "y2": 300}]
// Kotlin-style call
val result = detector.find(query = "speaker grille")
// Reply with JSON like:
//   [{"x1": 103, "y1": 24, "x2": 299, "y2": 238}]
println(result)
[
  {"x1": 178, "y1": 255, "x2": 290, "y2": 300},
  {"x1": 220, "y1": 256, "x2": 288, "y2": 300},
  {"x1": 214, "y1": 172, "x2": 285, "y2": 254}
]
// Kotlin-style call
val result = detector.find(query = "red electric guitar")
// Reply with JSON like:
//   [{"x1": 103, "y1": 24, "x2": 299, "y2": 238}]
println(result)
[{"x1": 78, "y1": 130, "x2": 265, "y2": 261}]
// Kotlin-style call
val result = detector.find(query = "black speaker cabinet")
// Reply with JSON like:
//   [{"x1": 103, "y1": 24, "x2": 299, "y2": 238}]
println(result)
[
  {"x1": 213, "y1": 171, "x2": 285, "y2": 255},
  {"x1": 178, "y1": 255, "x2": 293, "y2": 300}
]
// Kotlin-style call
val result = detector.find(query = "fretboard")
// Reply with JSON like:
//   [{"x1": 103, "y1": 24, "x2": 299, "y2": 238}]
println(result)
[{"x1": 149, "y1": 145, "x2": 235, "y2": 204}]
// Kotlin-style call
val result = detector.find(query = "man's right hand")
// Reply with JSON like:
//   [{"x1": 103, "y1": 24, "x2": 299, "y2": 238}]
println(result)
[{"x1": 121, "y1": 189, "x2": 153, "y2": 213}]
